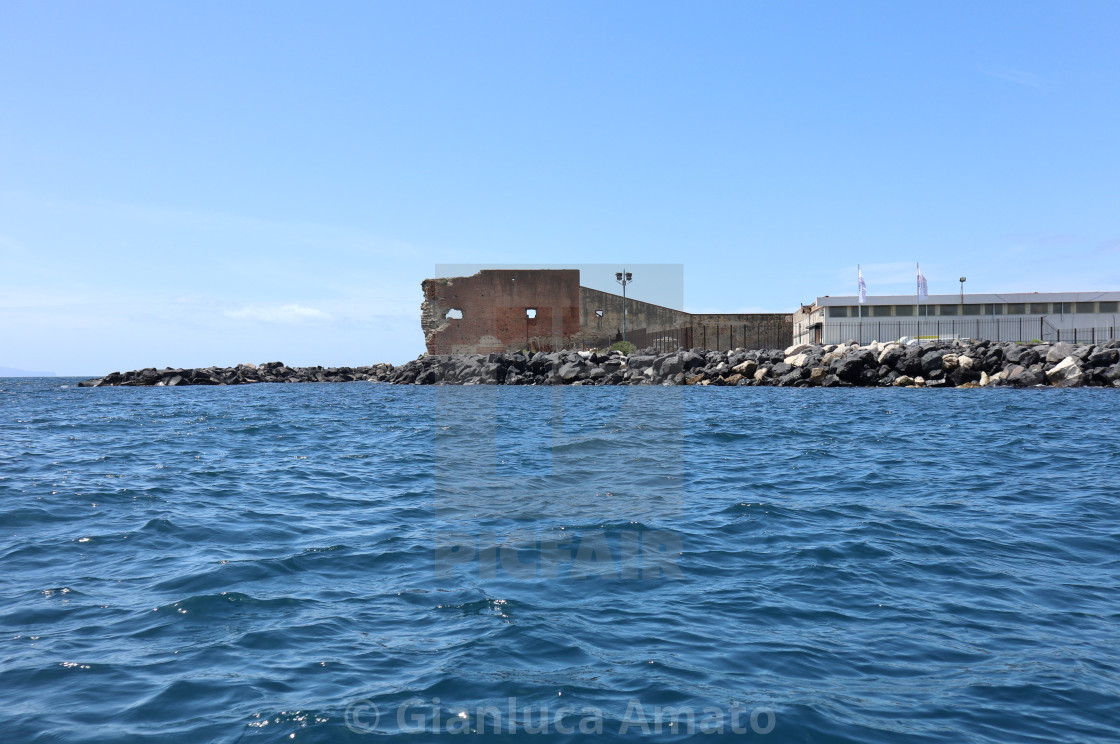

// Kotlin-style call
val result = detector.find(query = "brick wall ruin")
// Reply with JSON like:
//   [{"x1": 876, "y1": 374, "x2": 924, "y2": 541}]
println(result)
[{"x1": 420, "y1": 270, "x2": 582, "y2": 355}]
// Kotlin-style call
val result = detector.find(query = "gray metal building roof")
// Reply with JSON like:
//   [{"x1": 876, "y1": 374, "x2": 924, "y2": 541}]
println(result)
[{"x1": 815, "y1": 291, "x2": 1120, "y2": 307}]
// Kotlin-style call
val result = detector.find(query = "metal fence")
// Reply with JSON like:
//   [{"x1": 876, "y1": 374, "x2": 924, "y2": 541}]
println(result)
[
  {"x1": 581, "y1": 322, "x2": 790, "y2": 353},
  {"x1": 822, "y1": 317, "x2": 1118, "y2": 345},
  {"x1": 581, "y1": 327, "x2": 691, "y2": 354},
  {"x1": 690, "y1": 324, "x2": 789, "y2": 351}
]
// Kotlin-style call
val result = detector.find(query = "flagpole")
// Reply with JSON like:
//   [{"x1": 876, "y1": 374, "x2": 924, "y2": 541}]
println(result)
[
  {"x1": 916, "y1": 263, "x2": 921, "y2": 340},
  {"x1": 858, "y1": 264, "x2": 862, "y2": 343}
]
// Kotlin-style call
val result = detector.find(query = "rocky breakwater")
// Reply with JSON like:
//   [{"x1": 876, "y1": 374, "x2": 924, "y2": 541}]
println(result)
[
  {"x1": 382, "y1": 339, "x2": 1120, "y2": 388},
  {"x1": 78, "y1": 362, "x2": 395, "y2": 387}
]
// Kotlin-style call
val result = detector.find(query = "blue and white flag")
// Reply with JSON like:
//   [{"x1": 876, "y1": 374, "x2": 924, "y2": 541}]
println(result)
[
  {"x1": 917, "y1": 265, "x2": 928, "y2": 299},
  {"x1": 858, "y1": 266, "x2": 867, "y2": 304}
]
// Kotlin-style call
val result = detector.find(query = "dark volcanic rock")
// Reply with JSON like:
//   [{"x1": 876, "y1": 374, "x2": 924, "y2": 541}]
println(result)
[{"x1": 77, "y1": 340, "x2": 1120, "y2": 389}]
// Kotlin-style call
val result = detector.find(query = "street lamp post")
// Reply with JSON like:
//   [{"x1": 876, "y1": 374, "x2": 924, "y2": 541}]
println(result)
[
  {"x1": 615, "y1": 269, "x2": 633, "y2": 343},
  {"x1": 960, "y1": 277, "x2": 966, "y2": 305}
]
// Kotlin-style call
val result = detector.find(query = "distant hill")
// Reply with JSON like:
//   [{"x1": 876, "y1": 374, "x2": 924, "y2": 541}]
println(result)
[{"x1": 0, "y1": 367, "x2": 57, "y2": 377}]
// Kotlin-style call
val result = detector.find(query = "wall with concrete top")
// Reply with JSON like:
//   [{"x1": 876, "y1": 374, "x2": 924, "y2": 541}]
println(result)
[{"x1": 576, "y1": 287, "x2": 692, "y2": 346}]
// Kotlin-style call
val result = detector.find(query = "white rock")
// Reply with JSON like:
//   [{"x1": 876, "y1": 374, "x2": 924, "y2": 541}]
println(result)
[
  {"x1": 784, "y1": 343, "x2": 810, "y2": 356},
  {"x1": 785, "y1": 352, "x2": 810, "y2": 367},
  {"x1": 1046, "y1": 356, "x2": 1082, "y2": 386},
  {"x1": 959, "y1": 355, "x2": 974, "y2": 369},
  {"x1": 732, "y1": 359, "x2": 757, "y2": 375},
  {"x1": 876, "y1": 343, "x2": 900, "y2": 364}
]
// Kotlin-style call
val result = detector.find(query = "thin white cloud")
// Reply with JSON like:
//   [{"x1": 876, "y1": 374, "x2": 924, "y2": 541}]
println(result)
[
  {"x1": 981, "y1": 66, "x2": 1049, "y2": 90},
  {"x1": 223, "y1": 304, "x2": 333, "y2": 323}
]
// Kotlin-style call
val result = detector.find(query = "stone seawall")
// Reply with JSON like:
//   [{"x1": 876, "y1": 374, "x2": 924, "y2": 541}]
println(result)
[
  {"x1": 77, "y1": 362, "x2": 395, "y2": 387},
  {"x1": 383, "y1": 340, "x2": 1120, "y2": 387},
  {"x1": 77, "y1": 339, "x2": 1120, "y2": 388}
]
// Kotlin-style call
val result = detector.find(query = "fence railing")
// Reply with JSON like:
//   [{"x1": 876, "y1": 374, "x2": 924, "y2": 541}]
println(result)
[
  {"x1": 580, "y1": 327, "x2": 691, "y2": 354},
  {"x1": 581, "y1": 322, "x2": 790, "y2": 353},
  {"x1": 818, "y1": 317, "x2": 1118, "y2": 345}
]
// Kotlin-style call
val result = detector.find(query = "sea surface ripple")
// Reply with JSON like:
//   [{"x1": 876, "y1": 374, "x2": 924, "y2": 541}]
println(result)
[{"x1": 1, "y1": 378, "x2": 1118, "y2": 742}]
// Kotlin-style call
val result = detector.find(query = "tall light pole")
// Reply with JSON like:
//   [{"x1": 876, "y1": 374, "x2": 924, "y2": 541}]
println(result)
[
  {"x1": 615, "y1": 269, "x2": 633, "y2": 343},
  {"x1": 960, "y1": 276, "x2": 966, "y2": 305}
]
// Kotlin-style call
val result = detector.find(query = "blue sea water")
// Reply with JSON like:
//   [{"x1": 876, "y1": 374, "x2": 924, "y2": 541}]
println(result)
[{"x1": 1, "y1": 377, "x2": 1118, "y2": 743}]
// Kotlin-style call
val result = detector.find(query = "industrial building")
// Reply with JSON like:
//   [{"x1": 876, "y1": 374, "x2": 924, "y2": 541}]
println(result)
[{"x1": 793, "y1": 292, "x2": 1120, "y2": 346}]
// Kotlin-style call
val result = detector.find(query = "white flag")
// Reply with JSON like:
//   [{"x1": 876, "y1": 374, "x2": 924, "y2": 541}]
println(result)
[
  {"x1": 858, "y1": 267, "x2": 867, "y2": 304},
  {"x1": 917, "y1": 265, "x2": 928, "y2": 299}
]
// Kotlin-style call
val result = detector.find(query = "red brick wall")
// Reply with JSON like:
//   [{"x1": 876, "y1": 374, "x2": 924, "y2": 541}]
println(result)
[{"x1": 421, "y1": 270, "x2": 582, "y2": 354}]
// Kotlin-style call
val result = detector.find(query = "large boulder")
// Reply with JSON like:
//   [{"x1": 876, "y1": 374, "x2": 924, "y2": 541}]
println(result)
[
  {"x1": 1045, "y1": 343, "x2": 1075, "y2": 363},
  {"x1": 481, "y1": 362, "x2": 507, "y2": 383},
  {"x1": 731, "y1": 359, "x2": 757, "y2": 377},
  {"x1": 920, "y1": 350, "x2": 946, "y2": 376},
  {"x1": 859, "y1": 368, "x2": 880, "y2": 386},
  {"x1": 679, "y1": 351, "x2": 705, "y2": 371},
  {"x1": 558, "y1": 361, "x2": 588, "y2": 382},
  {"x1": 895, "y1": 345, "x2": 924, "y2": 377},
  {"x1": 777, "y1": 370, "x2": 804, "y2": 386},
  {"x1": 1087, "y1": 348, "x2": 1119, "y2": 368},
  {"x1": 834, "y1": 355, "x2": 866, "y2": 383},
  {"x1": 948, "y1": 366, "x2": 981, "y2": 387},
  {"x1": 877, "y1": 344, "x2": 903, "y2": 368},
  {"x1": 999, "y1": 364, "x2": 1044, "y2": 387},
  {"x1": 657, "y1": 354, "x2": 684, "y2": 379},
  {"x1": 626, "y1": 354, "x2": 657, "y2": 371},
  {"x1": 1046, "y1": 356, "x2": 1083, "y2": 387}
]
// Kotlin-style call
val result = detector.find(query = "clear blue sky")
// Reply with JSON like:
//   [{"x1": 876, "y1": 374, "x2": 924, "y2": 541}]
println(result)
[{"x1": 2, "y1": 1, "x2": 1118, "y2": 374}]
